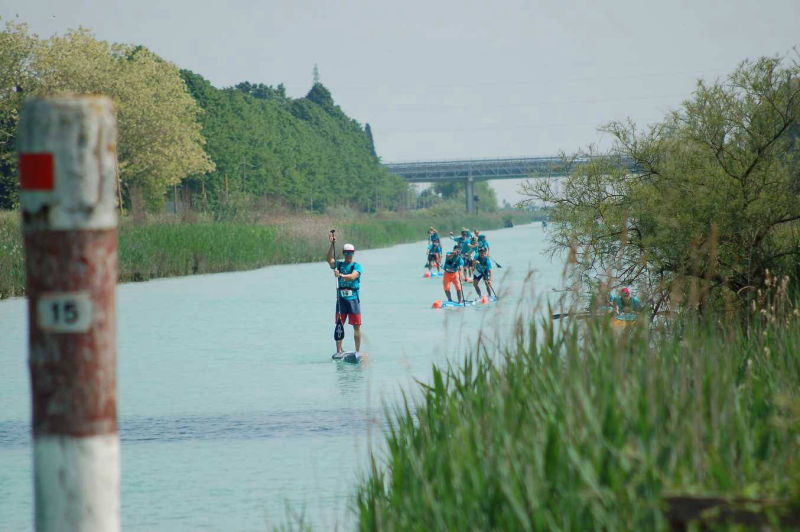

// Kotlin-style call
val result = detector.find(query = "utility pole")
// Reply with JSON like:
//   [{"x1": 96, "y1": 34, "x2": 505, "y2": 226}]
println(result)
[{"x1": 18, "y1": 95, "x2": 120, "y2": 532}]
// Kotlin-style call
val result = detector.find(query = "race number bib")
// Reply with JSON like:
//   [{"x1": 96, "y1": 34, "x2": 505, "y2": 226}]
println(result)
[{"x1": 338, "y1": 289, "x2": 353, "y2": 297}]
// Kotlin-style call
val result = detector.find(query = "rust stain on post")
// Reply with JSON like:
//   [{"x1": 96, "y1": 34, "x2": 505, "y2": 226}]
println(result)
[{"x1": 26, "y1": 230, "x2": 118, "y2": 437}]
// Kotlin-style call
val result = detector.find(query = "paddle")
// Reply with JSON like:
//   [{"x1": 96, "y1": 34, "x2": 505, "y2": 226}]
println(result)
[
  {"x1": 331, "y1": 230, "x2": 344, "y2": 342},
  {"x1": 552, "y1": 311, "x2": 592, "y2": 320}
]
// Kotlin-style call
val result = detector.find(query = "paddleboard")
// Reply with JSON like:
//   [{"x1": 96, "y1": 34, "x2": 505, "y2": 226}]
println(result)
[
  {"x1": 434, "y1": 297, "x2": 495, "y2": 309},
  {"x1": 332, "y1": 351, "x2": 366, "y2": 363},
  {"x1": 611, "y1": 312, "x2": 638, "y2": 329}
]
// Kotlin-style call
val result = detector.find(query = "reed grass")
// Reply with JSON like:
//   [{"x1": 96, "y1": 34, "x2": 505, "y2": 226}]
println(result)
[
  {"x1": 353, "y1": 308, "x2": 800, "y2": 531},
  {"x1": 0, "y1": 211, "x2": 24, "y2": 298},
  {"x1": 0, "y1": 209, "x2": 529, "y2": 297}
]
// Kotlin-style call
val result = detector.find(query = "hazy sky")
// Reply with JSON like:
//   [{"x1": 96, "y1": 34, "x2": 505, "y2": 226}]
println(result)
[{"x1": 2, "y1": 0, "x2": 798, "y2": 202}]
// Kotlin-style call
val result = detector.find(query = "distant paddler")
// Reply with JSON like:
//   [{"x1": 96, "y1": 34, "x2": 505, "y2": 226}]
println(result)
[
  {"x1": 472, "y1": 247, "x2": 494, "y2": 301},
  {"x1": 327, "y1": 233, "x2": 363, "y2": 356},
  {"x1": 428, "y1": 226, "x2": 440, "y2": 244},
  {"x1": 426, "y1": 237, "x2": 442, "y2": 273},
  {"x1": 449, "y1": 228, "x2": 473, "y2": 282},
  {"x1": 610, "y1": 286, "x2": 643, "y2": 314},
  {"x1": 442, "y1": 243, "x2": 465, "y2": 305},
  {"x1": 610, "y1": 287, "x2": 644, "y2": 328}
]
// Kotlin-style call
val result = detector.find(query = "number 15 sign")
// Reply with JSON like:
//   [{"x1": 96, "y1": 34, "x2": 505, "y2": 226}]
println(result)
[{"x1": 36, "y1": 292, "x2": 93, "y2": 333}]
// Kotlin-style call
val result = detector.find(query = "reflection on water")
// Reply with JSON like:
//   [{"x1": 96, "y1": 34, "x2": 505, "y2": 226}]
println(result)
[{"x1": 334, "y1": 359, "x2": 368, "y2": 397}]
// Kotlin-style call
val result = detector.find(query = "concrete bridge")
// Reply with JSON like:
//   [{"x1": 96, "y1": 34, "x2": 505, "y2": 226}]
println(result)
[{"x1": 383, "y1": 156, "x2": 633, "y2": 213}]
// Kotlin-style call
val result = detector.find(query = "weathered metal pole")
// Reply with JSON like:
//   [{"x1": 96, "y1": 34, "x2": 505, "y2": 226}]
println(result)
[{"x1": 18, "y1": 95, "x2": 120, "y2": 532}]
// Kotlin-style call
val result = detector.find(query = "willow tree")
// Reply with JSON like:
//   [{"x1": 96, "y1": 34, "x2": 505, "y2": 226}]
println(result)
[
  {"x1": 0, "y1": 24, "x2": 213, "y2": 209},
  {"x1": 523, "y1": 55, "x2": 800, "y2": 311}
]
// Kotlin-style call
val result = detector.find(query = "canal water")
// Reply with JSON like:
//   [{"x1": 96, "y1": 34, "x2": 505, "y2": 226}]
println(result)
[{"x1": 0, "y1": 222, "x2": 564, "y2": 530}]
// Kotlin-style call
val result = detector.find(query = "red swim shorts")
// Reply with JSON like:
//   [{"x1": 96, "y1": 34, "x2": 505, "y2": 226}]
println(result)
[
  {"x1": 335, "y1": 312, "x2": 362, "y2": 325},
  {"x1": 335, "y1": 298, "x2": 362, "y2": 325},
  {"x1": 443, "y1": 271, "x2": 461, "y2": 291}
]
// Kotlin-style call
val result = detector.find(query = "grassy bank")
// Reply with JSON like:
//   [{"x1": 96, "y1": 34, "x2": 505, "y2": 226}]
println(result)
[
  {"x1": 353, "y1": 308, "x2": 800, "y2": 530},
  {"x1": 0, "y1": 208, "x2": 531, "y2": 298}
]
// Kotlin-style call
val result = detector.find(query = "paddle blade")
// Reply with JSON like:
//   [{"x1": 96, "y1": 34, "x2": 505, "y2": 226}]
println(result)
[{"x1": 334, "y1": 320, "x2": 345, "y2": 341}]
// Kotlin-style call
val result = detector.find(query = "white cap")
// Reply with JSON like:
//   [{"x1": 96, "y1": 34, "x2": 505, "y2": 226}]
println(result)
[{"x1": 343, "y1": 243, "x2": 356, "y2": 251}]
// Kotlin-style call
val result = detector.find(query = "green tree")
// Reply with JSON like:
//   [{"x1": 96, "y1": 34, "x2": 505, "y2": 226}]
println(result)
[
  {"x1": 434, "y1": 180, "x2": 498, "y2": 211},
  {"x1": 0, "y1": 20, "x2": 39, "y2": 208},
  {"x1": 30, "y1": 30, "x2": 214, "y2": 206},
  {"x1": 365, "y1": 123, "x2": 377, "y2": 158},
  {"x1": 523, "y1": 56, "x2": 800, "y2": 311},
  {"x1": 0, "y1": 24, "x2": 214, "y2": 209},
  {"x1": 181, "y1": 71, "x2": 410, "y2": 214}
]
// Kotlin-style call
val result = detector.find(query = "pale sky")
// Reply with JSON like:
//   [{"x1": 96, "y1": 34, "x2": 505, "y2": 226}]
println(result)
[{"x1": 2, "y1": 0, "x2": 798, "y2": 203}]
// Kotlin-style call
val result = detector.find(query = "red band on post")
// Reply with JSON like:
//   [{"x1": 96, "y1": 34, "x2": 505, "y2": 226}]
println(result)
[{"x1": 19, "y1": 152, "x2": 55, "y2": 190}]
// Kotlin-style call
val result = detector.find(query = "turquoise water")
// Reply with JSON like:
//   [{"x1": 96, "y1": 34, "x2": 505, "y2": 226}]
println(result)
[{"x1": 0, "y1": 223, "x2": 562, "y2": 530}]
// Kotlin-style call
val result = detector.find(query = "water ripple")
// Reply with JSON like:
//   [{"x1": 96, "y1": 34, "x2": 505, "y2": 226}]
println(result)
[{"x1": 0, "y1": 408, "x2": 383, "y2": 449}]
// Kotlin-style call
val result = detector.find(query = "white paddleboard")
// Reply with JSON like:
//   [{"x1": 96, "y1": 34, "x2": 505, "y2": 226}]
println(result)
[{"x1": 331, "y1": 351, "x2": 366, "y2": 363}]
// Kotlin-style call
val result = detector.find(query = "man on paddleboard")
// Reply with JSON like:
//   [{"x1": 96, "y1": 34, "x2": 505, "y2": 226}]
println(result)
[
  {"x1": 610, "y1": 287, "x2": 643, "y2": 314},
  {"x1": 472, "y1": 247, "x2": 493, "y2": 299},
  {"x1": 426, "y1": 238, "x2": 442, "y2": 273},
  {"x1": 442, "y1": 243, "x2": 465, "y2": 305},
  {"x1": 327, "y1": 233, "x2": 363, "y2": 356}
]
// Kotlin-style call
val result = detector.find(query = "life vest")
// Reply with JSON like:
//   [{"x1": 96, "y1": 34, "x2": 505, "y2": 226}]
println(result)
[{"x1": 336, "y1": 261, "x2": 361, "y2": 296}]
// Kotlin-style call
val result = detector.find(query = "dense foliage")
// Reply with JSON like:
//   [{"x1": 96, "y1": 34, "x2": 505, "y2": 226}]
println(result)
[
  {"x1": 523, "y1": 56, "x2": 800, "y2": 312},
  {"x1": 180, "y1": 71, "x2": 410, "y2": 214},
  {"x1": 0, "y1": 21, "x2": 214, "y2": 208},
  {"x1": 356, "y1": 302, "x2": 800, "y2": 531},
  {"x1": 434, "y1": 180, "x2": 498, "y2": 212},
  {"x1": 0, "y1": 20, "x2": 413, "y2": 214}
]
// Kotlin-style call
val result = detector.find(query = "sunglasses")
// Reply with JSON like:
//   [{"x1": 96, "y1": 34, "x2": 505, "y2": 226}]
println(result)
[{"x1": 343, "y1": 250, "x2": 354, "y2": 255}]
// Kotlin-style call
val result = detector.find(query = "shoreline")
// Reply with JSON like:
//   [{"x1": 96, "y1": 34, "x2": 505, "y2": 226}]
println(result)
[{"x1": 0, "y1": 210, "x2": 533, "y2": 299}]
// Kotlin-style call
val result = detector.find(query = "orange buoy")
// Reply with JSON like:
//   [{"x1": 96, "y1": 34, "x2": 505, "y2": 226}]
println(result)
[
  {"x1": 424, "y1": 271, "x2": 431, "y2": 278},
  {"x1": 432, "y1": 300, "x2": 443, "y2": 309},
  {"x1": 480, "y1": 296, "x2": 489, "y2": 304}
]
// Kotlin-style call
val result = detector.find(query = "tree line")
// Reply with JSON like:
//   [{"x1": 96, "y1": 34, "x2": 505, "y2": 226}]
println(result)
[
  {"x1": 0, "y1": 20, "x2": 412, "y2": 214},
  {"x1": 179, "y1": 71, "x2": 408, "y2": 214}
]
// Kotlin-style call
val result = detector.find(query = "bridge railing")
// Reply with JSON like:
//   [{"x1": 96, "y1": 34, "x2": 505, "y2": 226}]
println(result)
[{"x1": 383, "y1": 155, "x2": 633, "y2": 182}]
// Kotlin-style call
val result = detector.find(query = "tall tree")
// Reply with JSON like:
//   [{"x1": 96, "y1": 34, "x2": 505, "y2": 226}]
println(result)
[
  {"x1": 181, "y1": 71, "x2": 409, "y2": 213},
  {"x1": 0, "y1": 24, "x2": 214, "y2": 208},
  {"x1": 523, "y1": 56, "x2": 800, "y2": 310},
  {"x1": 365, "y1": 123, "x2": 377, "y2": 158}
]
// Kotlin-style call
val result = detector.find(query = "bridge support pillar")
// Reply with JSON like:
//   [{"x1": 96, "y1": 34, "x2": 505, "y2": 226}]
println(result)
[{"x1": 465, "y1": 176, "x2": 474, "y2": 214}]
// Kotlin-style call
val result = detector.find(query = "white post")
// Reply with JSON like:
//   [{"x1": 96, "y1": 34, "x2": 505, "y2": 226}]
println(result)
[{"x1": 18, "y1": 95, "x2": 120, "y2": 532}]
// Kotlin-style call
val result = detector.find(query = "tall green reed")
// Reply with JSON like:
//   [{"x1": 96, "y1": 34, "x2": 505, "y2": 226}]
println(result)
[
  {"x1": 0, "y1": 211, "x2": 24, "y2": 298},
  {"x1": 354, "y1": 306, "x2": 800, "y2": 531}
]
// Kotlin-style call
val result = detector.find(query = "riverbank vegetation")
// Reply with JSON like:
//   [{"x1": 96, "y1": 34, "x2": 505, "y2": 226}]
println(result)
[
  {"x1": 348, "y1": 54, "x2": 800, "y2": 531},
  {"x1": 355, "y1": 295, "x2": 800, "y2": 531},
  {"x1": 0, "y1": 206, "x2": 532, "y2": 298}
]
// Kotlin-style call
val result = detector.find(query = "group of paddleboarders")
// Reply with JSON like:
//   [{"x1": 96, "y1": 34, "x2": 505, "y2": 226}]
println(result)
[
  {"x1": 324, "y1": 226, "x2": 498, "y2": 355},
  {"x1": 434, "y1": 227, "x2": 495, "y2": 306}
]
